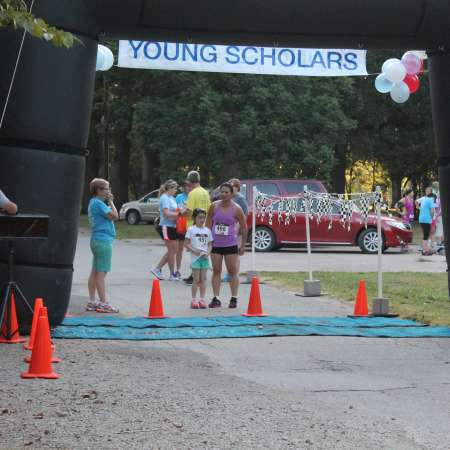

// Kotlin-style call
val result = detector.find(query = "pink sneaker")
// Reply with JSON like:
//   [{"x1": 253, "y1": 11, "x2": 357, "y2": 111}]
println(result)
[
  {"x1": 191, "y1": 300, "x2": 199, "y2": 309},
  {"x1": 198, "y1": 299, "x2": 207, "y2": 309}
]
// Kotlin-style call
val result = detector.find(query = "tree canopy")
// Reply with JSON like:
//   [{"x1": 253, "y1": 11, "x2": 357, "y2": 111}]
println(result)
[{"x1": 85, "y1": 45, "x2": 436, "y2": 209}]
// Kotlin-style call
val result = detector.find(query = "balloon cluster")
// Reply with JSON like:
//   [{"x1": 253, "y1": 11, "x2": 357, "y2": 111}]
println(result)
[
  {"x1": 374, "y1": 51, "x2": 426, "y2": 103},
  {"x1": 96, "y1": 44, "x2": 114, "y2": 71}
]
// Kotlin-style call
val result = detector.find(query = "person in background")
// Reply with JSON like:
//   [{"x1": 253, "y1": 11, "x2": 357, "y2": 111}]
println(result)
[
  {"x1": 206, "y1": 182, "x2": 247, "y2": 309},
  {"x1": 418, "y1": 187, "x2": 436, "y2": 256},
  {"x1": 184, "y1": 208, "x2": 213, "y2": 309},
  {"x1": 183, "y1": 170, "x2": 211, "y2": 284},
  {"x1": 174, "y1": 181, "x2": 192, "y2": 279},
  {"x1": 87, "y1": 178, "x2": 119, "y2": 313},
  {"x1": 0, "y1": 189, "x2": 18, "y2": 215},
  {"x1": 431, "y1": 181, "x2": 444, "y2": 253},
  {"x1": 396, "y1": 188, "x2": 414, "y2": 252},
  {"x1": 229, "y1": 178, "x2": 248, "y2": 216},
  {"x1": 222, "y1": 178, "x2": 249, "y2": 282},
  {"x1": 151, "y1": 179, "x2": 182, "y2": 281},
  {"x1": 415, "y1": 186, "x2": 432, "y2": 210}
]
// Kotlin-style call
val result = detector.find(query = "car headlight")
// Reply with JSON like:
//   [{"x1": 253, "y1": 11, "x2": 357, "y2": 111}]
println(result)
[{"x1": 386, "y1": 220, "x2": 407, "y2": 230}]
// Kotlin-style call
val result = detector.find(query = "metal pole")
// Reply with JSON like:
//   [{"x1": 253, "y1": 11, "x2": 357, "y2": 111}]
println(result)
[
  {"x1": 304, "y1": 186, "x2": 313, "y2": 281},
  {"x1": 252, "y1": 186, "x2": 256, "y2": 272},
  {"x1": 376, "y1": 186, "x2": 383, "y2": 298}
]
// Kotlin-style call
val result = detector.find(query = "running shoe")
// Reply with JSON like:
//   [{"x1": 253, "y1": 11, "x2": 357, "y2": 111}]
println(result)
[
  {"x1": 198, "y1": 299, "x2": 207, "y2": 309},
  {"x1": 228, "y1": 297, "x2": 238, "y2": 308},
  {"x1": 86, "y1": 301, "x2": 99, "y2": 312},
  {"x1": 169, "y1": 272, "x2": 180, "y2": 281},
  {"x1": 151, "y1": 268, "x2": 164, "y2": 280},
  {"x1": 191, "y1": 300, "x2": 199, "y2": 309},
  {"x1": 95, "y1": 303, "x2": 119, "y2": 313},
  {"x1": 183, "y1": 274, "x2": 193, "y2": 285},
  {"x1": 209, "y1": 297, "x2": 222, "y2": 308}
]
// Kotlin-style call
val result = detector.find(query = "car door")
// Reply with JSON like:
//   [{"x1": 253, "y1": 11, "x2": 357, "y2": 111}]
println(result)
[
  {"x1": 252, "y1": 181, "x2": 288, "y2": 243},
  {"x1": 140, "y1": 190, "x2": 160, "y2": 222},
  {"x1": 281, "y1": 181, "x2": 324, "y2": 243}
]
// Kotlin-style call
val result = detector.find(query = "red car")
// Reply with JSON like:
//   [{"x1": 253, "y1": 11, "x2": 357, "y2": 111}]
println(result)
[{"x1": 240, "y1": 179, "x2": 412, "y2": 253}]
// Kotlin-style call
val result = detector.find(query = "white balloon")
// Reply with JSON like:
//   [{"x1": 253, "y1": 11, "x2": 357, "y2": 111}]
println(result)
[
  {"x1": 390, "y1": 82, "x2": 410, "y2": 104},
  {"x1": 385, "y1": 60, "x2": 407, "y2": 83},
  {"x1": 381, "y1": 58, "x2": 399, "y2": 74},
  {"x1": 96, "y1": 44, "x2": 114, "y2": 71},
  {"x1": 96, "y1": 46, "x2": 106, "y2": 71},
  {"x1": 374, "y1": 73, "x2": 393, "y2": 93}
]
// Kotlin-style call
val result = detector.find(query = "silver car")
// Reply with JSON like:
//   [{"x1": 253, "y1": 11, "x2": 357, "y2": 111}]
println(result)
[{"x1": 119, "y1": 190, "x2": 160, "y2": 225}]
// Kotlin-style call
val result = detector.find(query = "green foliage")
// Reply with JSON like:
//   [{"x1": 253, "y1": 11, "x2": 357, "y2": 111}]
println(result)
[
  {"x1": 88, "y1": 46, "x2": 437, "y2": 201},
  {"x1": 129, "y1": 71, "x2": 356, "y2": 187},
  {"x1": 263, "y1": 271, "x2": 450, "y2": 326},
  {"x1": 0, "y1": 0, "x2": 75, "y2": 47}
]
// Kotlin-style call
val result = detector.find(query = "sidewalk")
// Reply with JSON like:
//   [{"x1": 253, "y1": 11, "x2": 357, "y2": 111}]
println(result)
[
  {"x1": 70, "y1": 235, "x2": 352, "y2": 317},
  {"x1": 1, "y1": 235, "x2": 449, "y2": 450}
]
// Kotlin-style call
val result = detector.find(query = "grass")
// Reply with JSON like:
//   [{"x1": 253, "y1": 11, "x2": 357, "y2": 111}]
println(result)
[
  {"x1": 261, "y1": 271, "x2": 450, "y2": 326},
  {"x1": 79, "y1": 215, "x2": 159, "y2": 240}
]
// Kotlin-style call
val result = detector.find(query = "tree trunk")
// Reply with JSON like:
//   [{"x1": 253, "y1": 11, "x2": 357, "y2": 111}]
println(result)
[
  {"x1": 331, "y1": 144, "x2": 347, "y2": 193},
  {"x1": 82, "y1": 141, "x2": 102, "y2": 213},
  {"x1": 390, "y1": 174, "x2": 402, "y2": 205},
  {"x1": 141, "y1": 149, "x2": 160, "y2": 196},
  {"x1": 111, "y1": 130, "x2": 131, "y2": 210}
]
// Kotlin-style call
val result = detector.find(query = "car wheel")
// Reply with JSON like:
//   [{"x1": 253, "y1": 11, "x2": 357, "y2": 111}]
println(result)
[
  {"x1": 358, "y1": 228, "x2": 385, "y2": 254},
  {"x1": 126, "y1": 210, "x2": 140, "y2": 225},
  {"x1": 254, "y1": 227, "x2": 276, "y2": 252}
]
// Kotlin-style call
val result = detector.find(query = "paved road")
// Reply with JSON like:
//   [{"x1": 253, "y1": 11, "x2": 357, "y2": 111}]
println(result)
[{"x1": 1, "y1": 235, "x2": 449, "y2": 449}]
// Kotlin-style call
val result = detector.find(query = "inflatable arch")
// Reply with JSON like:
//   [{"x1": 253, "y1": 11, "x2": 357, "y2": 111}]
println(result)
[{"x1": 1, "y1": 0, "x2": 450, "y2": 326}]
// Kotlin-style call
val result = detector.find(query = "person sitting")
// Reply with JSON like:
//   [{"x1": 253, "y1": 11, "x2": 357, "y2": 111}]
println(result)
[{"x1": 0, "y1": 189, "x2": 18, "y2": 215}]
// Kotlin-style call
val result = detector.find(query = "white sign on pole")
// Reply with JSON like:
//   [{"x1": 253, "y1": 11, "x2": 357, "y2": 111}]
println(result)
[{"x1": 118, "y1": 41, "x2": 368, "y2": 77}]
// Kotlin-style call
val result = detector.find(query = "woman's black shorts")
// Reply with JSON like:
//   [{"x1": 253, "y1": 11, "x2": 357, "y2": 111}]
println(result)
[
  {"x1": 157, "y1": 225, "x2": 177, "y2": 241},
  {"x1": 211, "y1": 245, "x2": 239, "y2": 255},
  {"x1": 420, "y1": 223, "x2": 431, "y2": 240}
]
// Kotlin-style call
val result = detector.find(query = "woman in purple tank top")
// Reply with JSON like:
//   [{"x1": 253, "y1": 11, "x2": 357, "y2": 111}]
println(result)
[{"x1": 206, "y1": 182, "x2": 248, "y2": 309}]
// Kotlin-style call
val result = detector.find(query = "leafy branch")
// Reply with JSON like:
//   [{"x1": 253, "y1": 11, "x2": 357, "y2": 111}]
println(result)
[{"x1": 0, "y1": 0, "x2": 76, "y2": 48}]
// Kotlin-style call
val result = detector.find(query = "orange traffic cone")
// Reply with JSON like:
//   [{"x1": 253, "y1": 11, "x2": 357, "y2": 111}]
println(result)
[
  {"x1": 24, "y1": 304, "x2": 60, "y2": 363},
  {"x1": 0, "y1": 293, "x2": 26, "y2": 344},
  {"x1": 353, "y1": 279, "x2": 369, "y2": 316},
  {"x1": 23, "y1": 298, "x2": 44, "y2": 350},
  {"x1": 243, "y1": 277, "x2": 268, "y2": 317},
  {"x1": 146, "y1": 279, "x2": 167, "y2": 319},
  {"x1": 21, "y1": 307, "x2": 59, "y2": 379}
]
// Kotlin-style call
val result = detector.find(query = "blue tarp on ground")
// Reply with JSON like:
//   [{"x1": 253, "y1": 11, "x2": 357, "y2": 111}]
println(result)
[
  {"x1": 60, "y1": 315, "x2": 422, "y2": 329},
  {"x1": 50, "y1": 315, "x2": 450, "y2": 340}
]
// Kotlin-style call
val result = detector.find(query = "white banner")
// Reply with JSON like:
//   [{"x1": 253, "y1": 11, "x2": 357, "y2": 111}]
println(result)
[{"x1": 118, "y1": 41, "x2": 367, "y2": 77}]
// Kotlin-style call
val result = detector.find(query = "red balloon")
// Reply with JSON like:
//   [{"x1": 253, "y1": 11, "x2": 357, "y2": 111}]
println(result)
[{"x1": 403, "y1": 74, "x2": 420, "y2": 93}]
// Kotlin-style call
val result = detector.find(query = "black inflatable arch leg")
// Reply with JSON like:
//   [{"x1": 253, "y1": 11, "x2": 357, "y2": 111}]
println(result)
[
  {"x1": 0, "y1": 28, "x2": 96, "y2": 328},
  {"x1": 428, "y1": 52, "x2": 450, "y2": 297}
]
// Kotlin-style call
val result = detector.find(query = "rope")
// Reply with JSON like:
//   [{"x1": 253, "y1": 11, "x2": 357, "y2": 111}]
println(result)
[{"x1": 0, "y1": 0, "x2": 36, "y2": 130}]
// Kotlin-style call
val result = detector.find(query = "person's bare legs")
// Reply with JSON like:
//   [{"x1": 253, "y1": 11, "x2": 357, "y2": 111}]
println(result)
[
  {"x1": 176, "y1": 239, "x2": 184, "y2": 273},
  {"x1": 199, "y1": 269, "x2": 207, "y2": 299},
  {"x1": 95, "y1": 271, "x2": 107, "y2": 303},
  {"x1": 165, "y1": 240, "x2": 177, "y2": 274},
  {"x1": 224, "y1": 254, "x2": 239, "y2": 297},
  {"x1": 211, "y1": 253, "x2": 223, "y2": 297},
  {"x1": 192, "y1": 269, "x2": 201, "y2": 299},
  {"x1": 88, "y1": 268, "x2": 97, "y2": 301},
  {"x1": 155, "y1": 252, "x2": 168, "y2": 270}
]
